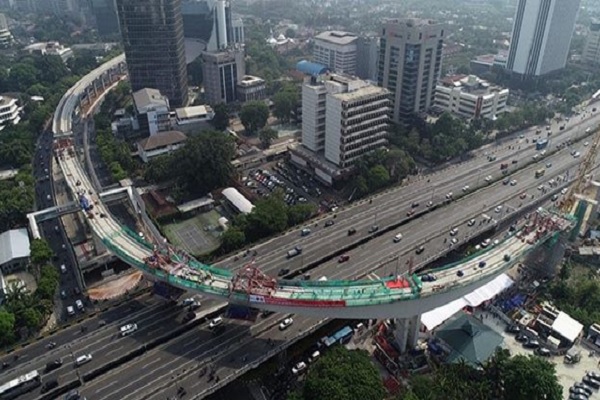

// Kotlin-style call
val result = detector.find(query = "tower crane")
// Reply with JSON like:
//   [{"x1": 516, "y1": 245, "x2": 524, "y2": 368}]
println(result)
[{"x1": 560, "y1": 126, "x2": 600, "y2": 214}]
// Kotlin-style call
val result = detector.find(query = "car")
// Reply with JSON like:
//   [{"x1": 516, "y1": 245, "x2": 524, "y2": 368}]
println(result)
[
  {"x1": 60, "y1": 290, "x2": 67, "y2": 299},
  {"x1": 41, "y1": 379, "x2": 59, "y2": 393},
  {"x1": 495, "y1": 206, "x2": 503, "y2": 213},
  {"x1": 523, "y1": 339, "x2": 540, "y2": 349},
  {"x1": 569, "y1": 387, "x2": 589, "y2": 396},
  {"x1": 300, "y1": 228, "x2": 311, "y2": 236},
  {"x1": 411, "y1": 202, "x2": 419, "y2": 208},
  {"x1": 535, "y1": 347, "x2": 551, "y2": 357},
  {"x1": 279, "y1": 318, "x2": 294, "y2": 330},
  {"x1": 338, "y1": 254, "x2": 350, "y2": 263},
  {"x1": 75, "y1": 299, "x2": 84, "y2": 311},
  {"x1": 584, "y1": 141, "x2": 589, "y2": 146},
  {"x1": 324, "y1": 220, "x2": 334, "y2": 227},
  {"x1": 503, "y1": 178, "x2": 510, "y2": 185},
  {"x1": 426, "y1": 201, "x2": 433, "y2": 208},
  {"x1": 510, "y1": 180, "x2": 517, "y2": 186},
  {"x1": 519, "y1": 134, "x2": 525, "y2": 138},
  {"x1": 415, "y1": 246, "x2": 425, "y2": 254},
  {"x1": 485, "y1": 176, "x2": 492, "y2": 183},
  {"x1": 66, "y1": 306, "x2": 75, "y2": 316},
  {"x1": 573, "y1": 383, "x2": 593, "y2": 396},
  {"x1": 393, "y1": 233, "x2": 403, "y2": 243},
  {"x1": 451, "y1": 237, "x2": 458, "y2": 245},
  {"x1": 292, "y1": 361, "x2": 307, "y2": 374},
  {"x1": 60, "y1": 264, "x2": 67, "y2": 274},
  {"x1": 520, "y1": 192, "x2": 527, "y2": 199},
  {"x1": 587, "y1": 371, "x2": 600, "y2": 380},
  {"x1": 478, "y1": 261, "x2": 486, "y2": 268},
  {"x1": 406, "y1": 209, "x2": 415, "y2": 217},
  {"x1": 209, "y1": 317, "x2": 223, "y2": 329},
  {"x1": 546, "y1": 162, "x2": 552, "y2": 168},
  {"x1": 512, "y1": 159, "x2": 518, "y2": 164},
  {"x1": 45, "y1": 359, "x2": 63, "y2": 372},
  {"x1": 574, "y1": 151, "x2": 581, "y2": 158},
  {"x1": 569, "y1": 394, "x2": 588, "y2": 400},
  {"x1": 481, "y1": 238, "x2": 491, "y2": 248},
  {"x1": 308, "y1": 350, "x2": 320, "y2": 363},
  {"x1": 368, "y1": 225, "x2": 379, "y2": 233},
  {"x1": 278, "y1": 268, "x2": 290, "y2": 276},
  {"x1": 551, "y1": 194, "x2": 559, "y2": 201},
  {"x1": 505, "y1": 325, "x2": 520, "y2": 334},
  {"x1": 449, "y1": 228, "x2": 458, "y2": 236},
  {"x1": 456, "y1": 270, "x2": 464, "y2": 277},
  {"x1": 347, "y1": 228, "x2": 357, "y2": 236},
  {"x1": 462, "y1": 185, "x2": 470, "y2": 192},
  {"x1": 445, "y1": 192, "x2": 453, "y2": 199},
  {"x1": 515, "y1": 333, "x2": 528, "y2": 343},
  {"x1": 537, "y1": 185, "x2": 544, "y2": 191},
  {"x1": 467, "y1": 219, "x2": 476, "y2": 227},
  {"x1": 287, "y1": 246, "x2": 303, "y2": 258},
  {"x1": 75, "y1": 353, "x2": 92, "y2": 366},
  {"x1": 583, "y1": 376, "x2": 600, "y2": 389},
  {"x1": 561, "y1": 188, "x2": 568, "y2": 195},
  {"x1": 120, "y1": 323, "x2": 138, "y2": 337}
]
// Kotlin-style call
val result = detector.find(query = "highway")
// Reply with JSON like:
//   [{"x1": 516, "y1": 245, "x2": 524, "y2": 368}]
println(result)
[{"x1": 74, "y1": 128, "x2": 587, "y2": 400}]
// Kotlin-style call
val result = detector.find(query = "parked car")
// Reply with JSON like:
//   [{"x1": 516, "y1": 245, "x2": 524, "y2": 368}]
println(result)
[
  {"x1": 292, "y1": 361, "x2": 307, "y2": 374},
  {"x1": 505, "y1": 325, "x2": 520, "y2": 334},
  {"x1": 534, "y1": 347, "x2": 551, "y2": 357}
]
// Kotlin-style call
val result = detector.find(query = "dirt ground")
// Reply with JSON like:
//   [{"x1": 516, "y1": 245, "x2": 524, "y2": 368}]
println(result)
[{"x1": 87, "y1": 271, "x2": 143, "y2": 300}]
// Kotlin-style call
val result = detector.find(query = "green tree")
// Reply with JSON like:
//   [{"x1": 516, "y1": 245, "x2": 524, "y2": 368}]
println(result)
[
  {"x1": 0, "y1": 310, "x2": 15, "y2": 346},
  {"x1": 272, "y1": 89, "x2": 298, "y2": 123},
  {"x1": 212, "y1": 103, "x2": 230, "y2": 131},
  {"x1": 367, "y1": 165, "x2": 390, "y2": 191},
  {"x1": 240, "y1": 101, "x2": 269, "y2": 134},
  {"x1": 259, "y1": 127, "x2": 278, "y2": 148},
  {"x1": 302, "y1": 346, "x2": 385, "y2": 400},
  {"x1": 501, "y1": 355, "x2": 562, "y2": 400},
  {"x1": 287, "y1": 203, "x2": 316, "y2": 226},
  {"x1": 220, "y1": 227, "x2": 246, "y2": 253},
  {"x1": 245, "y1": 193, "x2": 289, "y2": 241},
  {"x1": 30, "y1": 239, "x2": 54, "y2": 266}
]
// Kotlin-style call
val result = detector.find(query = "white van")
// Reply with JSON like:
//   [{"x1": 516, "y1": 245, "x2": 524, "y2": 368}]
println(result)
[
  {"x1": 120, "y1": 323, "x2": 138, "y2": 337},
  {"x1": 66, "y1": 306, "x2": 75, "y2": 316},
  {"x1": 393, "y1": 233, "x2": 403, "y2": 243},
  {"x1": 75, "y1": 299, "x2": 84, "y2": 311}
]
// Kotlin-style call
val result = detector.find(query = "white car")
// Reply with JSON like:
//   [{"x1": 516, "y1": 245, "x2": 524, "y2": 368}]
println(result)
[
  {"x1": 561, "y1": 188, "x2": 568, "y2": 195},
  {"x1": 279, "y1": 318, "x2": 294, "y2": 330},
  {"x1": 449, "y1": 228, "x2": 458, "y2": 236},
  {"x1": 462, "y1": 185, "x2": 470, "y2": 192},
  {"x1": 67, "y1": 306, "x2": 75, "y2": 316},
  {"x1": 75, "y1": 354, "x2": 92, "y2": 366},
  {"x1": 120, "y1": 323, "x2": 138, "y2": 337},
  {"x1": 574, "y1": 151, "x2": 581, "y2": 158},
  {"x1": 510, "y1": 180, "x2": 517, "y2": 186},
  {"x1": 485, "y1": 176, "x2": 492, "y2": 183},
  {"x1": 584, "y1": 142, "x2": 589, "y2": 146},
  {"x1": 308, "y1": 351, "x2": 320, "y2": 363},
  {"x1": 467, "y1": 219, "x2": 476, "y2": 227},
  {"x1": 481, "y1": 239, "x2": 491, "y2": 248},
  {"x1": 537, "y1": 185, "x2": 544, "y2": 191},
  {"x1": 495, "y1": 206, "x2": 503, "y2": 213},
  {"x1": 209, "y1": 317, "x2": 223, "y2": 329},
  {"x1": 451, "y1": 237, "x2": 458, "y2": 245},
  {"x1": 292, "y1": 361, "x2": 307, "y2": 374},
  {"x1": 445, "y1": 192, "x2": 453, "y2": 199},
  {"x1": 426, "y1": 201, "x2": 433, "y2": 208},
  {"x1": 393, "y1": 233, "x2": 403, "y2": 243}
]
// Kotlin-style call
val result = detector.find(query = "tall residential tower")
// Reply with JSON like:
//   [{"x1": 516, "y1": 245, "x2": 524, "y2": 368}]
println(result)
[
  {"x1": 378, "y1": 18, "x2": 444, "y2": 123},
  {"x1": 116, "y1": 0, "x2": 189, "y2": 107},
  {"x1": 506, "y1": 0, "x2": 581, "y2": 78}
]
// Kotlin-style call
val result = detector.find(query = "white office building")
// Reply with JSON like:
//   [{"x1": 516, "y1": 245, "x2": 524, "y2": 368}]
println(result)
[
  {"x1": 584, "y1": 20, "x2": 600, "y2": 65},
  {"x1": 301, "y1": 74, "x2": 390, "y2": 168},
  {"x1": 434, "y1": 75, "x2": 509, "y2": 120},
  {"x1": 137, "y1": 130, "x2": 187, "y2": 163},
  {"x1": 132, "y1": 88, "x2": 171, "y2": 137},
  {"x1": 0, "y1": 95, "x2": 20, "y2": 131},
  {"x1": 313, "y1": 31, "x2": 358, "y2": 76},
  {"x1": 506, "y1": 0, "x2": 581, "y2": 78}
]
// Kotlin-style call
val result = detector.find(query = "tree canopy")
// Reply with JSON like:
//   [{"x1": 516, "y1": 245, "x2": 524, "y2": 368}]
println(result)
[
  {"x1": 30, "y1": 239, "x2": 54, "y2": 266},
  {"x1": 297, "y1": 346, "x2": 385, "y2": 400},
  {"x1": 272, "y1": 85, "x2": 299, "y2": 123},
  {"x1": 240, "y1": 100, "x2": 270, "y2": 134}
]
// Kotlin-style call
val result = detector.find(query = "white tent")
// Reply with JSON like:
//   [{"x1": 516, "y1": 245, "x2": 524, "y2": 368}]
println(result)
[
  {"x1": 552, "y1": 311, "x2": 583, "y2": 343},
  {"x1": 421, "y1": 273, "x2": 514, "y2": 331}
]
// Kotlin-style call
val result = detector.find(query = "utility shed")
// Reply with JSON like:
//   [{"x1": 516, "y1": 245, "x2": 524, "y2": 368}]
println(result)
[
  {"x1": 551, "y1": 311, "x2": 583, "y2": 344},
  {"x1": 222, "y1": 187, "x2": 254, "y2": 214},
  {"x1": 0, "y1": 228, "x2": 30, "y2": 274}
]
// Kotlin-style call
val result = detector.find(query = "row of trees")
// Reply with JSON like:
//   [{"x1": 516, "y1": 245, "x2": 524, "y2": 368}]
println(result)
[
  {"x1": 401, "y1": 349, "x2": 562, "y2": 400},
  {"x1": 353, "y1": 148, "x2": 417, "y2": 198},
  {"x1": 0, "y1": 239, "x2": 58, "y2": 346},
  {"x1": 220, "y1": 191, "x2": 316, "y2": 253}
]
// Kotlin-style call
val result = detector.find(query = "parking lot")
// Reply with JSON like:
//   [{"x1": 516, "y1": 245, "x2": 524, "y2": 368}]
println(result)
[
  {"x1": 242, "y1": 161, "x2": 340, "y2": 213},
  {"x1": 478, "y1": 308, "x2": 600, "y2": 399}
]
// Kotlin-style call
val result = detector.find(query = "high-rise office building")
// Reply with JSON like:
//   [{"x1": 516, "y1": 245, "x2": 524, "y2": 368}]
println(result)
[
  {"x1": 378, "y1": 18, "x2": 444, "y2": 123},
  {"x1": 506, "y1": 0, "x2": 581, "y2": 78},
  {"x1": 116, "y1": 0, "x2": 189, "y2": 107},
  {"x1": 313, "y1": 31, "x2": 358, "y2": 76},
  {"x1": 356, "y1": 36, "x2": 379, "y2": 82},
  {"x1": 302, "y1": 74, "x2": 390, "y2": 168},
  {"x1": 201, "y1": 47, "x2": 245, "y2": 104},
  {"x1": 0, "y1": 13, "x2": 13, "y2": 48},
  {"x1": 584, "y1": 20, "x2": 600, "y2": 65},
  {"x1": 90, "y1": 0, "x2": 120, "y2": 36}
]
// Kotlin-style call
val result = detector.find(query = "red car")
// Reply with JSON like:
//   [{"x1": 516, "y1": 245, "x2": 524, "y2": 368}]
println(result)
[{"x1": 338, "y1": 255, "x2": 350, "y2": 263}]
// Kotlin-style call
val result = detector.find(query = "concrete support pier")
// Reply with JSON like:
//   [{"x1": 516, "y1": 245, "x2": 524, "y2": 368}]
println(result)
[{"x1": 393, "y1": 314, "x2": 421, "y2": 353}]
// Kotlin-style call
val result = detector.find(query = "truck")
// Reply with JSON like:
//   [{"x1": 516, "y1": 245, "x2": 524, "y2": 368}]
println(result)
[
  {"x1": 287, "y1": 246, "x2": 303, "y2": 258},
  {"x1": 79, "y1": 194, "x2": 93, "y2": 212},
  {"x1": 536, "y1": 139, "x2": 548, "y2": 150},
  {"x1": 535, "y1": 169, "x2": 545, "y2": 178}
]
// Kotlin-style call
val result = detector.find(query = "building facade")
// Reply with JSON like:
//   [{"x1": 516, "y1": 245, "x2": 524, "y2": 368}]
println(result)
[
  {"x1": 133, "y1": 88, "x2": 172, "y2": 137},
  {"x1": 0, "y1": 229, "x2": 30, "y2": 274},
  {"x1": 137, "y1": 130, "x2": 187, "y2": 162},
  {"x1": 584, "y1": 20, "x2": 600, "y2": 65},
  {"x1": 201, "y1": 47, "x2": 245, "y2": 104},
  {"x1": 506, "y1": 0, "x2": 581, "y2": 78},
  {"x1": 236, "y1": 75, "x2": 266, "y2": 102},
  {"x1": 301, "y1": 74, "x2": 390, "y2": 168},
  {"x1": 434, "y1": 75, "x2": 509, "y2": 120},
  {"x1": 0, "y1": 95, "x2": 20, "y2": 131},
  {"x1": 116, "y1": 0, "x2": 189, "y2": 107},
  {"x1": 90, "y1": 0, "x2": 120, "y2": 36},
  {"x1": 0, "y1": 13, "x2": 13, "y2": 48},
  {"x1": 356, "y1": 36, "x2": 379, "y2": 82},
  {"x1": 313, "y1": 31, "x2": 358, "y2": 76},
  {"x1": 378, "y1": 18, "x2": 445, "y2": 123}
]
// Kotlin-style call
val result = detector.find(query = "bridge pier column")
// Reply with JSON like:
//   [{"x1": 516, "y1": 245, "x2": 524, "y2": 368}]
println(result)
[
  {"x1": 392, "y1": 314, "x2": 421, "y2": 353},
  {"x1": 92, "y1": 231, "x2": 108, "y2": 255}
]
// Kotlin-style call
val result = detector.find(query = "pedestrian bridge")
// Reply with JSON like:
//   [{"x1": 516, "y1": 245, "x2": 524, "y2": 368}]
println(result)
[{"x1": 53, "y1": 138, "x2": 573, "y2": 319}]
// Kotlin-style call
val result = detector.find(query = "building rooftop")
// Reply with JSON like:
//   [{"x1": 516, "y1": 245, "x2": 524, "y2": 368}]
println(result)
[
  {"x1": 133, "y1": 88, "x2": 169, "y2": 112},
  {"x1": 384, "y1": 18, "x2": 439, "y2": 28},
  {"x1": 237, "y1": 75, "x2": 265, "y2": 87},
  {"x1": 297, "y1": 60, "x2": 330, "y2": 77},
  {"x1": 314, "y1": 31, "x2": 358, "y2": 45},
  {"x1": 175, "y1": 105, "x2": 214, "y2": 120},
  {"x1": 222, "y1": 187, "x2": 254, "y2": 214},
  {"x1": 138, "y1": 130, "x2": 187, "y2": 151},
  {"x1": 439, "y1": 74, "x2": 506, "y2": 95},
  {"x1": 0, "y1": 228, "x2": 30, "y2": 267},
  {"x1": 331, "y1": 84, "x2": 389, "y2": 102}
]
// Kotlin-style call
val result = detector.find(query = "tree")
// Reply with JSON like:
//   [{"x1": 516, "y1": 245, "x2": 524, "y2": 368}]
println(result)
[
  {"x1": 30, "y1": 238, "x2": 54, "y2": 265},
  {"x1": 287, "y1": 203, "x2": 316, "y2": 226},
  {"x1": 240, "y1": 100, "x2": 269, "y2": 134},
  {"x1": 273, "y1": 89, "x2": 298, "y2": 123},
  {"x1": 367, "y1": 165, "x2": 390, "y2": 191},
  {"x1": 244, "y1": 193, "x2": 289, "y2": 241},
  {"x1": 0, "y1": 310, "x2": 15, "y2": 346},
  {"x1": 211, "y1": 103, "x2": 230, "y2": 131},
  {"x1": 501, "y1": 354, "x2": 562, "y2": 400},
  {"x1": 259, "y1": 127, "x2": 278, "y2": 148},
  {"x1": 220, "y1": 227, "x2": 246, "y2": 253},
  {"x1": 302, "y1": 346, "x2": 385, "y2": 400}
]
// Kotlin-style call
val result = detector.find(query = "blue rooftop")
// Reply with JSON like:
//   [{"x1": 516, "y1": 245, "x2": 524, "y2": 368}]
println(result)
[{"x1": 296, "y1": 60, "x2": 330, "y2": 77}]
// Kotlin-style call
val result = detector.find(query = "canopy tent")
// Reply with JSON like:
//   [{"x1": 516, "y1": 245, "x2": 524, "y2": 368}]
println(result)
[
  {"x1": 552, "y1": 311, "x2": 583, "y2": 343},
  {"x1": 421, "y1": 273, "x2": 514, "y2": 331}
]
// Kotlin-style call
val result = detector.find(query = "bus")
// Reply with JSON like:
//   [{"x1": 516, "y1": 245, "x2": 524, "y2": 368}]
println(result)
[
  {"x1": 0, "y1": 370, "x2": 41, "y2": 400},
  {"x1": 535, "y1": 169, "x2": 545, "y2": 178},
  {"x1": 536, "y1": 139, "x2": 549, "y2": 150}
]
